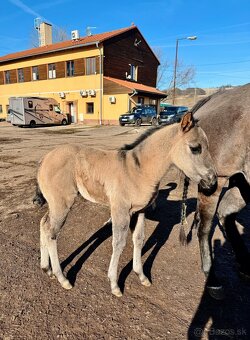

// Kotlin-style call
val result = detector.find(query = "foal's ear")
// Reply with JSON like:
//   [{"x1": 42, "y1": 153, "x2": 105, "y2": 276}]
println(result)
[{"x1": 180, "y1": 112, "x2": 195, "y2": 132}]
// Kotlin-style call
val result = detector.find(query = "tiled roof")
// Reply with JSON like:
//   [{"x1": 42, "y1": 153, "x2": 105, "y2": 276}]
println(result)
[
  {"x1": 0, "y1": 26, "x2": 136, "y2": 63},
  {"x1": 104, "y1": 76, "x2": 167, "y2": 97}
]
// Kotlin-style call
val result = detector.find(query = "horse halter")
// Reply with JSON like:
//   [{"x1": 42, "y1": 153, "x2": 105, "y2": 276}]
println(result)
[{"x1": 179, "y1": 176, "x2": 190, "y2": 245}]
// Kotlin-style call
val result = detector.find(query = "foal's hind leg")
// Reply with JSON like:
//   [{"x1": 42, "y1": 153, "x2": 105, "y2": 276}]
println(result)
[
  {"x1": 40, "y1": 201, "x2": 74, "y2": 290},
  {"x1": 132, "y1": 213, "x2": 151, "y2": 287},
  {"x1": 40, "y1": 212, "x2": 52, "y2": 276}
]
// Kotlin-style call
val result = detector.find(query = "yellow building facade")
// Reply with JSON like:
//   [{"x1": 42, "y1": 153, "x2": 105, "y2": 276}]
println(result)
[{"x1": 0, "y1": 25, "x2": 166, "y2": 124}]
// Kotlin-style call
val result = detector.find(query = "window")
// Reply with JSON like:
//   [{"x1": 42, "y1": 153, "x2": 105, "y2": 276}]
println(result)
[
  {"x1": 18, "y1": 68, "x2": 24, "y2": 82},
  {"x1": 32, "y1": 66, "x2": 39, "y2": 80},
  {"x1": 138, "y1": 97, "x2": 144, "y2": 104},
  {"x1": 86, "y1": 102, "x2": 94, "y2": 114},
  {"x1": 66, "y1": 60, "x2": 75, "y2": 77},
  {"x1": 0, "y1": 105, "x2": 2, "y2": 113},
  {"x1": 28, "y1": 101, "x2": 33, "y2": 108},
  {"x1": 5, "y1": 70, "x2": 10, "y2": 84},
  {"x1": 130, "y1": 64, "x2": 138, "y2": 81},
  {"x1": 86, "y1": 57, "x2": 96, "y2": 75},
  {"x1": 48, "y1": 63, "x2": 56, "y2": 79},
  {"x1": 54, "y1": 105, "x2": 61, "y2": 113}
]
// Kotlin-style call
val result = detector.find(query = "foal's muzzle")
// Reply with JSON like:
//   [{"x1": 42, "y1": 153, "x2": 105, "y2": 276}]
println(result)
[{"x1": 198, "y1": 173, "x2": 218, "y2": 196}]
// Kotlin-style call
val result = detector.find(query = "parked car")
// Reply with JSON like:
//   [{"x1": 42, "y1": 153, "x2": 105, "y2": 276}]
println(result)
[
  {"x1": 119, "y1": 105, "x2": 157, "y2": 126},
  {"x1": 158, "y1": 106, "x2": 188, "y2": 125}
]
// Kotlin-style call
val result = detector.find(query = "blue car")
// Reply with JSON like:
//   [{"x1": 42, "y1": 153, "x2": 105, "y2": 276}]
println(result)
[
  {"x1": 158, "y1": 106, "x2": 188, "y2": 125},
  {"x1": 119, "y1": 105, "x2": 157, "y2": 126}
]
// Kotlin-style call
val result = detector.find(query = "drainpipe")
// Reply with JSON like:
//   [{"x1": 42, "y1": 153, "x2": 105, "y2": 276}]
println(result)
[
  {"x1": 128, "y1": 90, "x2": 138, "y2": 111},
  {"x1": 96, "y1": 42, "x2": 103, "y2": 125}
]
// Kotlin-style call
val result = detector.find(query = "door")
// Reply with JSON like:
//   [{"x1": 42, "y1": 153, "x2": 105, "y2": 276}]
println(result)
[{"x1": 68, "y1": 102, "x2": 77, "y2": 123}]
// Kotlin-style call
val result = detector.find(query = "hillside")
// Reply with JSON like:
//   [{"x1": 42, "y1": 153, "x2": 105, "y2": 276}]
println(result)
[{"x1": 161, "y1": 86, "x2": 234, "y2": 109}]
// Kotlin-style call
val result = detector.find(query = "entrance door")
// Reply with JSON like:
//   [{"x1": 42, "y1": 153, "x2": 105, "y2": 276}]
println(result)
[{"x1": 68, "y1": 102, "x2": 77, "y2": 123}]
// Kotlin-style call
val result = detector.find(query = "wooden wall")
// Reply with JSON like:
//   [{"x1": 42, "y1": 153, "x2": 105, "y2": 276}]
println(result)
[{"x1": 103, "y1": 29, "x2": 159, "y2": 87}]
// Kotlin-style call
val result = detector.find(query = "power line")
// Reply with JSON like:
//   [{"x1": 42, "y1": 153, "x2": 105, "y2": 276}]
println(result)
[{"x1": 195, "y1": 59, "x2": 250, "y2": 67}]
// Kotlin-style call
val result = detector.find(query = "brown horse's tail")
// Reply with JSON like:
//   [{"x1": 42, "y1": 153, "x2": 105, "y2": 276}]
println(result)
[{"x1": 33, "y1": 183, "x2": 46, "y2": 207}]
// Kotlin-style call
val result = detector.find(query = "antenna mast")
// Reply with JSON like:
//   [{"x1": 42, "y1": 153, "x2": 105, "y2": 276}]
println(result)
[{"x1": 34, "y1": 17, "x2": 42, "y2": 46}]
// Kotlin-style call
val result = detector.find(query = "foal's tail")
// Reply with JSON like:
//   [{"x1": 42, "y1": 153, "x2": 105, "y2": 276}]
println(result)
[{"x1": 33, "y1": 183, "x2": 46, "y2": 207}]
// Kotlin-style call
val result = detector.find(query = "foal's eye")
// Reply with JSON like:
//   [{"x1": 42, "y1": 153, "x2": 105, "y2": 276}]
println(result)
[{"x1": 190, "y1": 144, "x2": 202, "y2": 154}]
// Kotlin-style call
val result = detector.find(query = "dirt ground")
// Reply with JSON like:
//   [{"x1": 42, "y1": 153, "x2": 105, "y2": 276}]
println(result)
[{"x1": 0, "y1": 122, "x2": 250, "y2": 340}]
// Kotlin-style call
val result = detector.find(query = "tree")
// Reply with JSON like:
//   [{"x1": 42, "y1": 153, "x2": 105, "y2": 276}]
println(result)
[
  {"x1": 30, "y1": 25, "x2": 69, "y2": 48},
  {"x1": 154, "y1": 48, "x2": 196, "y2": 93}
]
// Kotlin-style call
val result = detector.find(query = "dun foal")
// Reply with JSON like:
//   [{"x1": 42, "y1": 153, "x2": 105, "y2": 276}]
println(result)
[{"x1": 34, "y1": 112, "x2": 217, "y2": 297}]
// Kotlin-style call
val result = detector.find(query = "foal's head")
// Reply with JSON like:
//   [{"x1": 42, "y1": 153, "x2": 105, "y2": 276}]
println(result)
[{"x1": 171, "y1": 112, "x2": 217, "y2": 193}]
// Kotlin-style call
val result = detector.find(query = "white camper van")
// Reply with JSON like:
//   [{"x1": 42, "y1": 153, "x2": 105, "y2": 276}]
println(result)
[{"x1": 9, "y1": 97, "x2": 68, "y2": 127}]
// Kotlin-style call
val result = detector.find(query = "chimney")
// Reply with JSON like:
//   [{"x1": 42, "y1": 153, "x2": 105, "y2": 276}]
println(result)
[{"x1": 39, "y1": 22, "x2": 52, "y2": 46}]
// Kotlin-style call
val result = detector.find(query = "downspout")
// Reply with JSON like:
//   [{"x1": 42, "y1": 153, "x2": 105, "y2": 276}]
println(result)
[
  {"x1": 128, "y1": 89, "x2": 138, "y2": 111},
  {"x1": 96, "y1": 42, "x2": 103, "y2": 125}
]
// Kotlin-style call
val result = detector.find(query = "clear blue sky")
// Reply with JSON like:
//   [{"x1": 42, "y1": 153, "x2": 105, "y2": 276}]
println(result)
[{"x1": 0, "y1": 0, "x2": 249, "y2": 89}]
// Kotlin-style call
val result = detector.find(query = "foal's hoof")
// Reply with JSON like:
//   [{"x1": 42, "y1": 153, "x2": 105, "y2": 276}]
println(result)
[
  {"x1": 42, "y1": 267, "x2": 53, "y2": 277},
  {"x1": 61, "y1": 279, "x2": 73, "y2": 290},
  {"x1": 112, "y1": 287, "x2": 123, "y2": 297},
  {"x1": 207, "y1": 285, "x2": 225, "y2": 300},
  {"x1": 141, "y1": 277, "x2": 151, "y2": 287}
]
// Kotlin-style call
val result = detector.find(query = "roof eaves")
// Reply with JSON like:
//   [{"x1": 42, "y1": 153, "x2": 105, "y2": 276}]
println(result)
[{"x1": 0, "y1": 41, "x2": 100, "y2": 63}]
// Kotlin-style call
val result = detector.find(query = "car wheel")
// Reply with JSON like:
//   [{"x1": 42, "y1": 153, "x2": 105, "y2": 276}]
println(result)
[
  {"x1": 119, "y1": 122, "x2": 125, "y2": 126},
  {"x1": 135, "y1": 118, "x2": 142, "y2": 126},
  {"x1": 151, "y1": 117, "x2": 157, "y2": 126},
  {"x1": 61, "y1": 119, "x2": 67, "y2": 125},
  {"x1": 30, "y1": 120, "x2": 36, "y2": 128}
]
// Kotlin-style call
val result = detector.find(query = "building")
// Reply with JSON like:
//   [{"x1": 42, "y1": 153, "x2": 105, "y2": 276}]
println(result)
[{"x1": 0, "y1": 24, "x2": 166, "y2": 124}]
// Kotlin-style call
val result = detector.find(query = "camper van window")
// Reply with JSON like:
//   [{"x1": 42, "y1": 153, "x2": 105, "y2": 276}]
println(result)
[
  {"x1": 28, "y1": 101, "x2": 33, "y2": 108},
  {"x1": 54, "y1": 106, "x2": 61, "y2": 113},
  {"x1": 49, "y1": 105, "x2": 53, "y2": 111}
]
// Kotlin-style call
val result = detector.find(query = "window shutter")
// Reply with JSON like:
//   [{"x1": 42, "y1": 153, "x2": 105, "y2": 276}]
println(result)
[
  {"x1": 10, "y1": 69, "x2": 17, "y2": 83},
  {"x1": 0, "y1": 71, "x2": 4, "y2": 85},
  {"x1": 38, "y1": 64, "x2": 47, "y2": 80},
  {"x1": 56, "y1": 62, "x2": 65, "y2": 78},
  {"x1": 95, "y1": 56, "x2": 100, "y2": 74},
  {"x1": 74, "y1": 58, "x2": 85, "y2": 76},
  {"x1": 24, "y1": 67, "x2": 31, "y2": 82}
]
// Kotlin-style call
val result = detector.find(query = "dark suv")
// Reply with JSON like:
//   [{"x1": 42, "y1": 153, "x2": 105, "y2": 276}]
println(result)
[
  {"x1": 119, "y1": 105, "x2": 157, "y2": 126},
  {"x1": 158, "y1": 106, "x2": 188, "y2": 125}
]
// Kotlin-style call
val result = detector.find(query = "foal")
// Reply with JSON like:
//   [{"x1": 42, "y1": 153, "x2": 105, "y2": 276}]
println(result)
[{"x1": 34, "y1": 112, "x2": 217, "y2": 297}]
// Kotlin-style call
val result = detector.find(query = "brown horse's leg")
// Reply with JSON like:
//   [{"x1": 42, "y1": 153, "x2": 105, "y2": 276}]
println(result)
[
  {"x1": 197, "y1": 178, "x2": 227, "y2": 276},
  {"x1": 108, "y1": 206, "x2": 130, "y2": 297},
  {"x1": 132, "y1": 213, "x2": 151, "y2": 287},
  {"x1": 218, "y1": 187, "x2": 249, "y2": 277}
]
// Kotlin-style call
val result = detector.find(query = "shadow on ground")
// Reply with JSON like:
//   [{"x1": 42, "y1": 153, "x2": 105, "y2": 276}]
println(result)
[{"x1": 188, "y1": 205, "x2": 250, "y2": 340}]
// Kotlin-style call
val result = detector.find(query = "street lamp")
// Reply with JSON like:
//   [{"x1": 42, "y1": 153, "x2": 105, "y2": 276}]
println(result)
[{"x1": 172, "y1": 36, "x2": 197, "y2": 105}]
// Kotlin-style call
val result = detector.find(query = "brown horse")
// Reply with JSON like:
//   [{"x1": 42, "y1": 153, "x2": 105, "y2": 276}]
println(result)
[
  {"x1": 190, "y1": 84, "x2": 250, "y2": 295},
  {"x1": 34, "y1": 112, "x2": 217, "y2": 297}
]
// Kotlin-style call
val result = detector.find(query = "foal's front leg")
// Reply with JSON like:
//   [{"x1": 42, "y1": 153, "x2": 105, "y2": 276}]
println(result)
[
  {"x1": 108, "y1": 208, "x2": 130, "y2": 297},
  {"x1": 132, "y1": 213, "x2": 151, "y2": 286}
]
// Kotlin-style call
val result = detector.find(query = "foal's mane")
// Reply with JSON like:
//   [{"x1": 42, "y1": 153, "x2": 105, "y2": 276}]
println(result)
[{"x1": 119, "y1": 126, "x2": 161, "y2": 152}]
